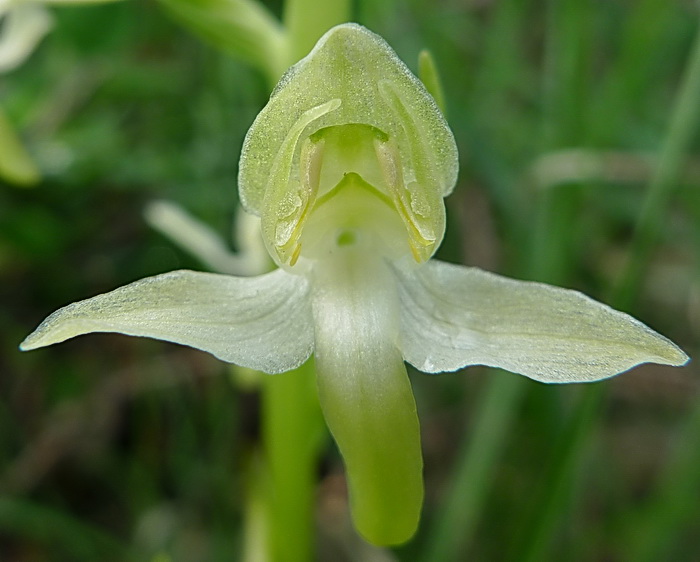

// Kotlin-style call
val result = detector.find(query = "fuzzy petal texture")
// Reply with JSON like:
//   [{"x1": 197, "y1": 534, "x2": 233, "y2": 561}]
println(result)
[
  {"x1": 395, "y1": 260, "x2": 689, "y2": 383},
  {"x1": 20, "y1": 269, "x2": 314, "y2": 374},
  {"x1": 239, "y1": 23, "x2": 457, "y2": 265},
  {"x1": 239, "y1": 23, "x2": 457, "y2": 213}
]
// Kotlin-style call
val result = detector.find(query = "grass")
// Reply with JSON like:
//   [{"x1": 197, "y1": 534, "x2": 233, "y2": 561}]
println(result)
[{"x1": 1, "y1": 0, "x2": 698, "y2": 560}]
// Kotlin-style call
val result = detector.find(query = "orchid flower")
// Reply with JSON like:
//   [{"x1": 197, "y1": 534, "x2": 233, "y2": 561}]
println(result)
[{"x1": 21, "y1": 23, "x2": 689, "y2": 545}]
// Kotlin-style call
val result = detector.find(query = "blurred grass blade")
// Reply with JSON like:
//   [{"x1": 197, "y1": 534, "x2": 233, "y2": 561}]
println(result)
[
  {"x1": 612, "y1": 25, "x2": 700, "y2": 562},
  {"x1": 621, "y1": 396, "x2": 700, "y2": 561},
  {"x1": 590, "y1": 0, "x2": 675, "y2": 145},
  {"x1": 156, "y1": 0, "x2": 286, "y2": 85},
  {"x1": 518, "y1": 10, "x2": 700, "y2": 562},
  {"x1": 422, "y1": 372, "x2": 526, "y2": 561},
  {"x1": 509, "y1": 384, "x2": 605, "y2": 562},
  {"x1": 0, "y1": 106, "x2": 40, "y2": 186},
  {"x1": 611, "y1": 12, "x2": 700, "y2": 310},
  {"x1": 0, "y1": 498, "x2": 136, "y2": 561},
  {"x1": 282, "y1": 0, "x2": 351, "y2": 64},
  {"x1": 418, "y1": 49, "x2": 446, "y2": 116}
]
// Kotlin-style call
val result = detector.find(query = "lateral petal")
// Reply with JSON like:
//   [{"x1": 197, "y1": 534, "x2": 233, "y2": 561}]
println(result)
[
  {"x1": 21, "y1": 269, "x2": 313, "y2": 374},
  {"x1": 395, "y1": 260, "x2": 689, "y2": 383}
]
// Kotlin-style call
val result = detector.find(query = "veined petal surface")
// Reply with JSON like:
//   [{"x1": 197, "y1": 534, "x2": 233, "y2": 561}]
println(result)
[
  {"x1": 395, "y1": 260, "x2": 689, "y2": 383},
  {"x1": 20, "y1": 269, "x2": 313, "y2": 374}
]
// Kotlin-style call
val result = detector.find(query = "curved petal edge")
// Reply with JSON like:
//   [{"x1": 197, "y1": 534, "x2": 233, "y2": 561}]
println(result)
[
  {"x1": 394, "y1": 260, "x2": 689, "y2": 383},
  {"x1": 20, "y1": 268, "x2": 314, "y2": 374}
]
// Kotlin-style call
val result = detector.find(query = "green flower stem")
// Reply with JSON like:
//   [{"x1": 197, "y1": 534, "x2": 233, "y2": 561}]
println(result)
[
  {"x1": 255, "y1": 4, "x2": 350, "y2": 560},
  {"x1": 261, "y1": 360, "x2": 326, "y2": 562},
  {"x1": 241, "y1": 452, "x2": 270, "y2": 562},
  {"x1": 282, "y1": 0, "x2": 351, "y2": 64}
]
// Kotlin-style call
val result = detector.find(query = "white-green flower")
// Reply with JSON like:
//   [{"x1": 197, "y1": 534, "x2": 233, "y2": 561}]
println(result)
[{"x1": 20, "y1": 23, "x2": 689, "y2": 545}]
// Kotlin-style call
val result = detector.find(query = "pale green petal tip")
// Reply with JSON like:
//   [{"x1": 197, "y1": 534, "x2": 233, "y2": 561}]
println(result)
[
  {"x1": 669, "y1": 347, "x2": 690, "y2": 366},
  {"x1": 19, "y1": 312, "x2": 79, "y2": 351},
  {"x1": 20, "y1": 303, "x2": 102, "y2": 351},
  {"x1": 0, "y1": 3, "x2": 53, "y2": 74},
  {"x1": 635, "y1": 336, "x2": 689, "y2": 371}
]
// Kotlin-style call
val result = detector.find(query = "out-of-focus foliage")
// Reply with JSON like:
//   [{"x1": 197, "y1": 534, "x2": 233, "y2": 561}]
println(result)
[{"x1": 2, "y1": 0, "x2": 699, "y2": 561}]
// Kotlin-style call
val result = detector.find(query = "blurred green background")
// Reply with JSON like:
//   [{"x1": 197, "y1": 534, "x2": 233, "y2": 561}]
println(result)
[{"x1": 2, "y1": 0, "x2": 699, "y2": 560}]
